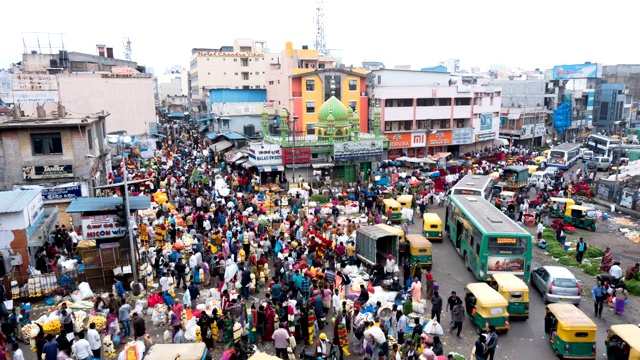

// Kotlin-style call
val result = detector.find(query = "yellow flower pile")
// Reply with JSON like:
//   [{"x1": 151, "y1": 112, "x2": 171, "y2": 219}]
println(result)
[
  {"x1": 195, "y1": 327, "x2": 202, "y2": 343},
  {"x1": 87, "y1": 315, "x2": 107, "y2": 330},
  {"x1": 103, "y1": 335, "x2": 117, "y2": 358},
  {"x1": 42, "y1": 319, "x2": 62, "y2": 335}
]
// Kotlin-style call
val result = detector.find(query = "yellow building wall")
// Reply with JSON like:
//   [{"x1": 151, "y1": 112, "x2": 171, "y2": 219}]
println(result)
[
  {"x1": 300, "y1": 74, "x2": 324, "y2": 128},
  {"x1": 342, "y1": 75, "x2": 363, "y2": 115}
]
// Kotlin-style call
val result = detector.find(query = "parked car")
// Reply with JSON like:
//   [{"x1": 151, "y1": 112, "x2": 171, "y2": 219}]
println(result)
[
  {"x1": 530, "y1": 266, "x2": 582, "y2": 305},
  {"x1": 529, "y1": 171, "x2": 546, "y2": 187},
  {"x1": 586, "y1": 156, "x2": 611, "y2": 171}
]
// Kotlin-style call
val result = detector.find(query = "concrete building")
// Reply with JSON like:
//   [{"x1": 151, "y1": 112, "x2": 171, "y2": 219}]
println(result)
[
  {"x1": 603, "y1": 64, "x2": 640, "y2": 126},
  {"x1": 189, "y1": 39, "x2": 279, "y2": 100},
  {"x1": 491, "y1": 80, "x2": 548, "y2": 147},
  {"x1": 369, "y1": 69, "x2": 502, "y2": 158},
  {"x1": 164, "y1": 95, "x2": 189, "y2": 114},
  {"x1": 594, "y1": 83, "x2": 628, "y2": 133},
  {"x1": 21, "y1": 45, "x2": 145, "y2": 74},
  {"x1": 266, "y1": 42, "x2": 367, "y2": 134},
  {"x1": 56, "y1": 72, "x2": 155, "y2": 135},
  {"x1": 207, "y1": 89, "x2": 266, "y2": 136},
  {"x1": 0, "y1": 112, "x2": 109, "y2": 228}
]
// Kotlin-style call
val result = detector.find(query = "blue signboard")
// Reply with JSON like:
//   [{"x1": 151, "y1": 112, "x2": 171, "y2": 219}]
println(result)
[
  {"x1": 41, "y1": 185, "x2": 83, "y2": 202},
  {"x1": 552, "y1": 64, "x2": 600, "y2": 80},
  {"x1": 480, "y1": 114, "x2": 493, "y2": 131}
]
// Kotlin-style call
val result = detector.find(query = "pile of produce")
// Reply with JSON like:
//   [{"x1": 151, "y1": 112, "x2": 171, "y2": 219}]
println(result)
[{"x1": 87, "y1": 315, "x2": 107, "y2": 330}]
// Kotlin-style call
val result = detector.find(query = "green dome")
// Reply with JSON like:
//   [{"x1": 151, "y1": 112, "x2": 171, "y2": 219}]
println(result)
[{"x1": 318, "y1": 96, "x2": 348, "y2": 123}]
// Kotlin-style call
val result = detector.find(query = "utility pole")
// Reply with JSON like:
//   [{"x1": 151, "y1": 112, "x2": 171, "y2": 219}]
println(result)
[
  {"x1": 119, "y1": 137, "x2": 140, "y2": 295},
  {"x1": 612, "y1": 121, "x2": 626, "y2": 204}
]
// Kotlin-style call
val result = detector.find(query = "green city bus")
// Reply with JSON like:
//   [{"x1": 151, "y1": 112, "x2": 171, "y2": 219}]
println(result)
[{"x1": 445, "y1": 194, "x2": 532, "y2": 282}]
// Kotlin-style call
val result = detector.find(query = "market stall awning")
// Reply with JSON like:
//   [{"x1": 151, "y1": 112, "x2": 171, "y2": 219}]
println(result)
[
  {"x1": 150, "y1": 132, "x2": 167, "y2": 138},
  {"x1": 258, "y1": 165, "x2": 284, "y2": 172},
  {"x1": 235, "y1": 158, "x2": 248, "y2": 165},
  {"x1": 431, "y1": 152, "x2": 451, "y2": 160},
  {"x1": 210, "y1": 140, "x2": 233, "y2": 152},
  {"x1": 198, "y1": 125, "x2": 208, "y2": 132},
  {"x1": 205, "y1": 132, "x2": 217, "y2": 140},
  {"x1": 311, "y1": 163, "x2": 334, "y2": 168},
  {"x1": 196, "y1": 117, "x2": 212, "y2": 123},
  {"x1": 242, "y1": 162, "x2": 253, "y2": 169},
  {"x1": 167, "y1": 113, "x2": 185, "y2": 118},
  {"x1": 230, "y1": 151, "x2": 245, "y2": 162},
  {"x1": 66, "y1": 196, "x2": 151, "y2": 213},
  {"x1": 221, "y1": 132, "x2": 246, "y2": 140}
]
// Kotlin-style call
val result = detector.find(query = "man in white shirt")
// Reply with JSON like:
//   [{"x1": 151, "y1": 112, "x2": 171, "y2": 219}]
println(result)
[
  {"x1": 87, "y1": 322, "x2": 102, "y2": 359},
  {"x1": 609, "y1": 261, "x2": 623, "y2": 287},
  {"x1": 72, "y1": 332, "x2": 93, "y2": 360},
  {"x1": 11, "y1": 343, "x2": 24, "y2": 360},
  {"x1": 159, "y1": 273, "x2": 170, "y2": 293}
]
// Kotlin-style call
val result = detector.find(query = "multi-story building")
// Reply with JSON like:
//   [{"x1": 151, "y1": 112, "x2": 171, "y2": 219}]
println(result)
[
  {"x1": 266, "y1": 42, "x2": 368, "y2": 135},
  {"x1": 189, "y1": 39, "x2": 279, "y2": 100},
  {"x1": 0, "y1": 111, "x2": 109, "y2": 228},
  {"x1": 594, "y1": 83, "x2": 628, "y2": 133},
  {"x1": 21, "y1": 45, "x2": 145, "y2": 74},
  {"x1": 368, "y1": 69, "x2": 501, "y2": 159},
  {"x1": 491, "y1": 80, "x2": 548, "y2": 147}
]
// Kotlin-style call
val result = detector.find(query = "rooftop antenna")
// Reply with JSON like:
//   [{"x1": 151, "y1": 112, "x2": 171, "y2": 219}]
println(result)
[
  {"x1": 123, "y1": 37, "x2": 132, "y2": 61},
  {"x1": 314, "y1": 0, "x2": 327, "y2": 56}
]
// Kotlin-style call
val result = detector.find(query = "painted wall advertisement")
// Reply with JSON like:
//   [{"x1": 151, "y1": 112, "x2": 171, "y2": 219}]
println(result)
[
  {"x1": 452, "y1": 128, "x2": 473, "y2": 145},
  {"x1": 480, "y1": 114, "x2": 493, "y2": 131},
  {"x1": 248, "y1": 144, "x2": 282, "y2": 165},
  {"x1": 333, "y1": 141, "x2": 383, "y2": 160},
  {"x1": 82, "y1": 214, "x2": 128, "y2": 239},
  {"x1": 23, "y1": 165, "x2": 73, "y2": 180},
  {"x1": 0, "y1": 74, "x2": 59, "y2": 104},
  {"x1": 282, "y1": 147, "x2": 311, "y2": 165},
  {"x1": 552, "y1": 63, "x2": 601, "y2": 80}
]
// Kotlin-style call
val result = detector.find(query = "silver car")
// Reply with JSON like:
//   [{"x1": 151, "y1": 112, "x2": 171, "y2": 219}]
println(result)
[{"x1": 530, "y1": 266, "x2": 582, "y2": 305}]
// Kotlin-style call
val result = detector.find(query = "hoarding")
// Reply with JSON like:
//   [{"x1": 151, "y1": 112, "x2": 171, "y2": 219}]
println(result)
[
  {"x1": 22, "y1": 165, "x2": 73, "y2": 180},
  {"x1": 452, "y1": 127, "x2": 473, "y2": 145},
  {"x1": 82, "y1": 214, "x2": 128, "y2": 239},
  {"x1": 0, "y1": 74, "x2": 59, "y2": 104},
  {"x1": 552, "y1": 63, "x2": 601, "y2": 80},
  {"x1": 333, "y1": 141, "x2": 383, "y2": 160},
  {"x1": 427, "y1": 130, "x2": 452, "y2": 146},
  {"x1": 282, "y1": 147, "x2": 311, "y2": 165},
  {"x1": 385, "y1": 132, "x2": 426, "y2": 149},
  {"x1": 480, "y1": 114, "x2": 493, "y2": 131}
]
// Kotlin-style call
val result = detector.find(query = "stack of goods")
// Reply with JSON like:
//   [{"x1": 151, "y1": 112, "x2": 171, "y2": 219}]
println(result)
[
  {"x1": 27, "y1": 278, "x2": 42, "y2": 297},
  {"x1": 87, "y1": 315, "x2": 107, "y2": 330}
]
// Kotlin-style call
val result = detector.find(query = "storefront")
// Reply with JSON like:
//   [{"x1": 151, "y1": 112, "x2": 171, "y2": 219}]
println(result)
[
  {"x1": 333, "y1": 140, "x2": 384, "y2": 183},
  {"x1": 247, "y1": 143, "x2": 284, "y2": 184}
]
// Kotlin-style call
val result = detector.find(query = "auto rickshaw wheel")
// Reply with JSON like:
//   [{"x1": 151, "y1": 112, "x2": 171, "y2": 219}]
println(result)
[
  {"x1": 475, "y1": 324, "x2": 483, "y2": 335},
  {"x1": 590, "y1": 224, "x2": 596, "y2": 232}
]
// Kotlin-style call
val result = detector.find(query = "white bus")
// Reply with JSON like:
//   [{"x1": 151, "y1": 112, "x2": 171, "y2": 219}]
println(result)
[
  {"x1": 586, "y1": 134, "x2": 620, "y2": 155},
  {"x1": 547, "y1": 143, "x2": 581, "y2": 170},
  {"x1": 451, "y1": 174, "x2": 495, "y2": 201}
]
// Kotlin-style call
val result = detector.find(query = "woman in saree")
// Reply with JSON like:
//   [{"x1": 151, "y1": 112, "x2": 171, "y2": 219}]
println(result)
[
  {"x1": 263, "y1": 302, "x2": 276, "y2": 341},
  {"x1": 248, "y1": 304, "x2": 258, "y2": 343},
  {"x1": 222, "y1": 311, "x2": 234, "y2": 348}
]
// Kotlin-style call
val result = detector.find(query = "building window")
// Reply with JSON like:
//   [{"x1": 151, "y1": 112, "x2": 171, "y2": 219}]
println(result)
[
  {"x1": 440, "y1": 119, "x2": 449, "y2": 128},
  {"x1": 348, "y1": 100, "x2": 357, "y2": 110},
  {"x1": 255, "y1": 85, "x2": 260, "y2": 89},
  {"x1": 437, "y1": 98, "x2": 452, "y2": 106},
  {"x1": 241, "y1": 58, "x2": 248, "y2": 66},
  {"x1": 385, "y1": 122, "x2": 392, "y2": 131},
  {"x1": 377, "y1": 75, "x2": 381, "y2": 85},
  {"x1": 306, "y1": 79, "x2": 315, "y2": 92},
  {"x1": 268, "y1": 81, "x2": 274, "y2": 85},
  {"x1": 242, "y1": 72, "x2": 249, "y2": 80},
  {"x1": 416, "y1": 120, "x2": 428, "y2": 130},
  {"x1": 221, "y1": 119, "x2": 230, "y2": 130},
  {"x1": 490, "y1": 96, "x2": 494, "y2": 106},
  {"x1": 454, "y1": 98, "x2": 471, "y2": 106},
  {"x1": 87, "y1": 129, "x2": 93, "y2": 150},
  {"x1": 456, "y1": 119, "x2": 465, "y2": 128},
  {"x1": 306, "y1": 101, "x2": 316, "y2": 114},
  {"x1": 242, "y1": 86, "x2": 250, "y2": 89},
  {"x1": 324, "y1": 75, "x2": 341, "y2": 101},
  {"x1": 234, "y1": 58, "x2": 238, "y2": 62},
  {"x1": 349, "y1": 79, "x2": 357, "y2": 91},
  {"x1": 307, "y1": 123, "x2": 316, "y2": 135},
  {"x1": 318, "y1": 63, "x2": 325, "y2": 69},
  {"x1": 417, "y1": 98, "x2": 436, "y2": 106},
  {"x1": 32, "y1": 132, "x2": 63, "y2": 155}
]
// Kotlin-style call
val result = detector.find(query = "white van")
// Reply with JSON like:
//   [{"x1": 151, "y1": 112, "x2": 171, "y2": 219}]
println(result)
[
  {"x1": 529, "y1": 171, "x2": 546, "y2": 186},
  {"x1": 582, "y1": 150, "x2": 594, "y2": 161},
  {"x1": 588, "y1": 156, "x2": 611, "y2": 171},
  {"x1": 494, "y1": 138, "x2": 509, "y2": 148}
]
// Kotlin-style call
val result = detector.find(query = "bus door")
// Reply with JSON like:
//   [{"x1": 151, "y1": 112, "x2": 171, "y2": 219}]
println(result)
[{"x1": 456, "y1": 220, "x2": 463, "y2": 250}]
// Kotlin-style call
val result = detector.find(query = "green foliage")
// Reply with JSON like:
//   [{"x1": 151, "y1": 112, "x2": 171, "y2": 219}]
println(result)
[
  {"x1": 625, "y1": 279, "x2": 640, "y2": 296},
  {"x1": 558, "y1": 256, "x2": 580, "y2": 267},
  {"x1": 579, "y1": 262, "x2": 600, "y2": 276},
  {"x1": 403, "y1": 300, "x2": 413, "y2": 316},
  {"x1": 585, "y1": 246, "x2": 604, "y2": 259},
  {"x1": 548, "y1": 248, "x2": 567, "y2": 258},
  {"x1": 578, "y1": 190, "x2": 586, "y2": 196},
  {"x1": 310, "y1": 194, "x2": 329, "y2": 204},
  {"x1": 567, "y1": 250, "x2": 577, "y2": 256},
  {"x1": 636, "y1": 272, "x2": 640, "y2": 282}
]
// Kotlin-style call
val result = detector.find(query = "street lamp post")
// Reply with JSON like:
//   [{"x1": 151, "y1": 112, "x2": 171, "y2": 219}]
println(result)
[{"x1": 119, "y1": 135, "x2": 141, "y2": 295}]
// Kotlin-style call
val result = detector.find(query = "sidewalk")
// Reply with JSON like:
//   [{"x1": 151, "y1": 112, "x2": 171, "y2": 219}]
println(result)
[{"x1": 590, "y1": 197, "x2": 640, "y2": 219}]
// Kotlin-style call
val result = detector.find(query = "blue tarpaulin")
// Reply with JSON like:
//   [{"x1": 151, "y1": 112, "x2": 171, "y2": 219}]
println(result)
[
  {"x1": 198, "y1": 125, "x2": 208, "y2": 132},
  {"x1": 167, "y1": 113, "x2": 186, "y2": 118},
  {"x1": 553, "y1": 100, "x2": 572, "y2": 134},
  {"x1": 206, "y1": 132, "x2": 218, "y2": 140},
  {"x1": 197, "y1": 117, "x2": 212, "y2": 123}
]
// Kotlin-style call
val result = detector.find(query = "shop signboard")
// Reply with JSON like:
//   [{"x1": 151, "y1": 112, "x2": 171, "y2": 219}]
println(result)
[
  {"x1": 476, "y1": 132, "x2": 496, "y2": 142},
  {"x1": 452, "y1": 128, "x2": 474, "y2": 145},
  {"x1": 248, "y1": 143, "x2": 282, "y2": 165},
  {"x1": 334, "y1": 140, "x2": 383, "y2": 160},
  {"x1": 41, "y1": 184, "x2": 83, "y2": 202},
  {"x1": 282, "y1": 147, "x2": 311, "y2": 165},
  {"x1": 427, "y1": 130, "x2": 452, "y2": 146},
  {"x1": 385, "y1": 132, "x2": 425, "y2": 149},
  {"x1": 82, "y1": 214, "x2": 128, "y2": 239},
  {"x1": 23, "y1": 165, "x2": 73, "y2": 180}
]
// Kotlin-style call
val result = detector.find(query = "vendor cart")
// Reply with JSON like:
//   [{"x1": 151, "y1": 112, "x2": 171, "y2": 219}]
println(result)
[{"x1": 145, "y1": 343, "x2": 207, "y2": 360}]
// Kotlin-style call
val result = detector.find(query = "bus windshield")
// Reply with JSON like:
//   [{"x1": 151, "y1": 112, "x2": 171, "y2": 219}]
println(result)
[{"x1": 548, "y1": 151, "x2": 566, "y2": 164}]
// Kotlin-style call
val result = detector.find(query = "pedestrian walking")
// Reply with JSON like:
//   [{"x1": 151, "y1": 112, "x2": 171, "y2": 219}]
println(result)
[
  {"x1": 474, "y1": 334, "x2": 487, "y2": 360},
  {"x1": 446, "y1": 291, "x2": 461, "y2": 325},
  {"x1": 87, "y1": 323, "x2": 101, "y2": 359},
  {"x1": 450, "y1": 302, "x2": 464, "y2": 337},
  {"x1": 485, "y1": 325, "x2": 498, "y2": 360},
  {"x1": 575, "y1": 237, "x2": 587, "y2": 264},
  {"x1": 430, "y1": 291, "x2": 443, "y2": 323},
  {"x1": 536, "y1": 222, "x2": 544, "y2": 244},
  {"x1": 132, "y1": 312, "x2": 146, "y2": 340},
  {"x1": 592, "y1": 281, "x2": 606, "y2": 318}
]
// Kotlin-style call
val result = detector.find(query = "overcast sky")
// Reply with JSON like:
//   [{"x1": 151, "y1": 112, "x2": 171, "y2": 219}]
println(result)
[{"x1": 2, "y1": 0, "x2": 638, "y2": 74}]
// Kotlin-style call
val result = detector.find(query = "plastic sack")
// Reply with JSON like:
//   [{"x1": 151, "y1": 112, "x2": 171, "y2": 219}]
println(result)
[
  {"x1": 423, "y1": 317, "x2": 444, "y2": 335},
  {"x1": 163, "y1": 292, "x2": 175, "y2": 306},
  {"x1": 146, "y1": 307, "x2": 155, "y2": 316},
  {"x1": 184, "y1": 317, "x2": 198, "y2": 341},
  {"x1": 148, "y1": 293, "x2": 163, "y2": 308},
  {"x1": 78, "y1": 282, "x2": 95, "y2": 300},
  {"x1": 151, "y1": 309, "x2": 167, "y2": 326},
  {"x1": 163, "y1": 330, "x2": 171, "y2": 342},
  {"x1": 71, "y1": 290, "x2": 84, "y2": 303},
  {"x1": 45, "y1": 298, "x2": 54, "y2": 306},
  {"x1": 46, "y1": 312, "x2": 59, "y2": 323},
  {"x1": 412, "y1": 301, "x2": 425, "y2": 315}
]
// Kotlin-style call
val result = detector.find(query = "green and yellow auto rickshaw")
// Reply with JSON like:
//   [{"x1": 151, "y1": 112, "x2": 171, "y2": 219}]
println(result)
[
  {"x1": 544, "y1": 303, "x2": 597, "y2": 360},
  {"x1": 605, "y1": 324, "x2": 640, "y2": 360},
  {"x1": 464, "y1": 282, "x2": 510, "y2": 334},
  {"x1": 564, "y1": 205, "x2": 597, "y2": 232}
]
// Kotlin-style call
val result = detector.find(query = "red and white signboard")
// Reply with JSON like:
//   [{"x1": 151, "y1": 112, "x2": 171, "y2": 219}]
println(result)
[{"x1": 81, "y1": 214, "x2": 127, "y2": 239}]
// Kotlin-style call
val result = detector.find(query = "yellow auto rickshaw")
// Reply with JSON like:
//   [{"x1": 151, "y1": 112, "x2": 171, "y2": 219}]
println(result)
[
  {"x1": 544, "y1": 303, "x2": 597, "y2": 360},
  {"x1": 422, "y1": 213, "x2": 443, "y2": 242},
  {"x1": 382, "y1": 198, "x2": 402, "y2": 223},
  {"x1": 375, "y1": 223, "x2": 406, "y2": 243},
  {"x1": 464, "y1": 282, "x2": 510, "y2": 334},
  {"x1": 406, "y1": 234, "x2": 432, "y2": 268},
  {"x1": 548, "y1": 197, "x2": 576, "y2": 218},
  {"x1": 397, "y1": 194, "x2": 414, "y2": 210},
  {"x1": 564, "y1": 205, "x2": 597, "y2": 232},
  {"x1": 494, "y1": 191, "x2": 516, "y2": 209},
  {"x1": 605, "y1": 324, "x2": 640, "y2": 360},
  {"x1": 488, "y1": 273, "x2": 530, "y2": 320}
]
